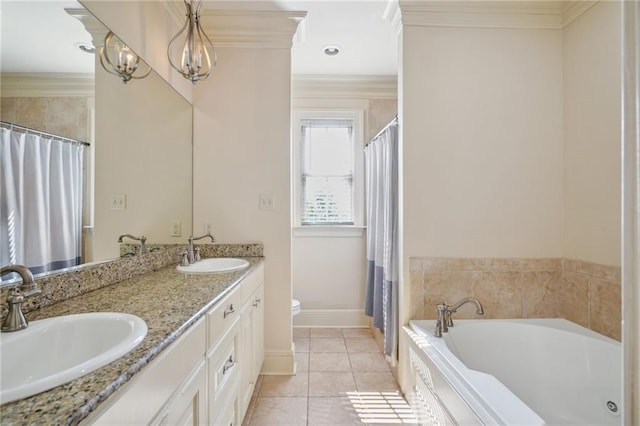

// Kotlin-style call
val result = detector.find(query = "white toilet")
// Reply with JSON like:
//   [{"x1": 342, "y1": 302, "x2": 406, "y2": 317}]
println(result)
[{"x1": 292, "y1": 299, "x2": 301, "y2": 316}]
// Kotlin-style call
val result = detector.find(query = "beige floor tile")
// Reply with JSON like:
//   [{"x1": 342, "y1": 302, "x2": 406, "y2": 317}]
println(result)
[
  {"x1": 293, "y1": 327, "x2": 311, "y2": 338},
  {"x1": 308, "y1": 396, "x2": 365, "y2": 425},
  {"x1": 294, "y1": 337, "x2": 310, "y2": 352},
  {"x1": 353, "y1": 373, "x2": 400, "y2": 392},
  {"x1": 296, "y1": 352, "x2": 309, "y2": 373},
  {"x1": 310, "y1": 327, "x2": 344, "y2": 337},
  {"x1": 259, "y1": 374, "x2": 309, "y2": 397},
  {"x1": 345, "y1": 337, "x2": 380, "y2": 353},
  {"x1": 309, "y1": 352, "x2": 352, "y2": 372},
  {"x1": 349, "y1": 353, "x2": 390, "y2": 372},
  {"x1": 309, "y1": 372, "x2": 357, "y2": 397},
  {"x1": 342, "y1": 328, "x2": 374, "y2": 337},
  {"x1": 348, "y1": 391, "x2": 417, "y2": 425},
  {"x1": 310, "y1": 337, "x2": 347, "y2": 352},
  {"x1": 247, "y1": 397, "x2": 307, "y2": 426}
]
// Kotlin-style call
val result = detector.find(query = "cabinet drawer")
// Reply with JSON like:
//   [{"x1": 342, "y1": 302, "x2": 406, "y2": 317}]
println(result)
[
  {"x1": 208, "y1": 318, "x2": 241, "y2": 421},
  {"x1": 207, "y1": 285, "x2": 241, "y2": 350},
  {"x1": 241, "y1": 263, "x2": 264, "y2": 304}
]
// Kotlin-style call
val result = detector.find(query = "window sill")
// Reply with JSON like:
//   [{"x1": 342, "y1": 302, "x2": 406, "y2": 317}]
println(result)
[{"x1": 293, "y1": 226, "x2": 366, "y2": 238}]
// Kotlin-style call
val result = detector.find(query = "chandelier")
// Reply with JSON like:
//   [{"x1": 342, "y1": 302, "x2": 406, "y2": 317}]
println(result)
[
  {"x1": 98, "y1": 31, "x2": 150, "y2": 83},
  {"x1": 167, "y1": 0, "x2": 217, "y2": 84}
]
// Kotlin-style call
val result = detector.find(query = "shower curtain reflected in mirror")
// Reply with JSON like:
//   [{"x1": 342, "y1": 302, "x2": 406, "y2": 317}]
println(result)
[
  {"x1": 1, "y1": 125, "x2": 84, "y2": 281},
  {"x1": 364, "y1": 119, "x2": 399, "y2": 360}
]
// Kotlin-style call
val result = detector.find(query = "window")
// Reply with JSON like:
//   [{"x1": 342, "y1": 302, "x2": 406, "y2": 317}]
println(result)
[{"x1": 293, "y1": 110, "x2": 364, "y2": 235}]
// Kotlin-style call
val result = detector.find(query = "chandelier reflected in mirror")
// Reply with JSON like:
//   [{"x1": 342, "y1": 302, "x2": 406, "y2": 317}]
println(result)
[
  {"x1": 98, "y1": 31, "x2": 151, "y2": 83},
  {"x1": 168, "y1": 0, "x2": 217, "y2": 83}
]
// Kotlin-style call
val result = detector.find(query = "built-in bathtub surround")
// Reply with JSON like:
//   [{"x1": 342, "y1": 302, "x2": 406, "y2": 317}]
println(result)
[
  {"x1": 562, "y1": 258, "x2": 621, "y2": 340},
  {"x1": 410, "y1": 257, "x2": 621, "y2": 341},
  {"x1": 0, "y1": 243, "x2": 263, "y2": 322}
]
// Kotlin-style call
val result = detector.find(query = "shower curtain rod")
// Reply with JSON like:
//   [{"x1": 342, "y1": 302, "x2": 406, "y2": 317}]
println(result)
[
  {"x1": 1, "y1": 121, "x2": 90, "y2": 146},
  {"x1": 366, "y1": 114, "x2": 398, "y2": 147}
]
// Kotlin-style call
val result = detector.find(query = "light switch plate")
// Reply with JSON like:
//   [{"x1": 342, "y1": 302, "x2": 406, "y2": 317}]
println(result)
[
  {"x1": 109, "y1": 194, "x2": 126, "y2": 210},
  {"x1": 259, "y1": 194, "x2": 275, "y2": 211}
]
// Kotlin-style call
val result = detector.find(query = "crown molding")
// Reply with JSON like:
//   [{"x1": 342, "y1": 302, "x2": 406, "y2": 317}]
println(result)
[
  {"x1": 65, "y1": 8, "x2": 108, "y2": 47},
  {"x1": 398, "y1": 0, "x2": 599, "y2": 30},
  {"x1": 562, "y1": 1, "x2": 598, "y2": 27},
  {"x1": 200, "y1": 9, "x2": 307, "y2": 48},
  {"x1": 1, "y1": 74, "x2": 95, "y2": 97},
  {"x1": 292, "y1": 75, "x2": 397, "y2": 99}
]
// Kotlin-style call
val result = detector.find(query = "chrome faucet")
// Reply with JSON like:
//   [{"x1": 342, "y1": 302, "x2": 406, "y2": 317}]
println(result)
[
  {"x1": 186, "y1": 232, "x2": 215, "y2": 264},
  {"x1": 434, "y1": 297, "x2": 484, "y2": 337},
  {"x1": 117, "y1": 234, "x2": 148, "y2": 254},
  {"x1": 1, "y1": 265, "x2": 41, "y2": 332}
]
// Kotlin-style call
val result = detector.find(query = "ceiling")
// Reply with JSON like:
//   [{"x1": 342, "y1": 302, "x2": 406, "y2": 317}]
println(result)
[{"x1": 0, "y1": 0, "x2": 398, "y2": 77}]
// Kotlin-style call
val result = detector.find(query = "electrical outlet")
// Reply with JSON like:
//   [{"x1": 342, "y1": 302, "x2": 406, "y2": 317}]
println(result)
[
  {"x1": 171, "y1": 221, "x2": 182, "y2": 237},
  {"x1": 109, "y1": 194, "x2": 126, "y2": 210},
  {"x1": 259, "y1": 194, "x2": 275, "y2": 211}
]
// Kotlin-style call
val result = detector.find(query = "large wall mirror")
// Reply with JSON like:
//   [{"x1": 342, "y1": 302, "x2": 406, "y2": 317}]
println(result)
[{"x1": 0, "y1": 1, "x2": 193, "y2": 282}]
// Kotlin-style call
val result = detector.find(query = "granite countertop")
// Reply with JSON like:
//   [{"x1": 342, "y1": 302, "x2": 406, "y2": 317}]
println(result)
[{"x1": 0, "y1": 257, "x2": 264, "y2": 426}]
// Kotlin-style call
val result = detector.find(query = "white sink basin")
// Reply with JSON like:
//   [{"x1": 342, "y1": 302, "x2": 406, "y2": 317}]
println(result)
[
  {"x1": 177, "y1": 258, "x2": 249, "y2": 274},
  {"x1": 0, "y1": 312, "x2": 147, "y2": 404}
]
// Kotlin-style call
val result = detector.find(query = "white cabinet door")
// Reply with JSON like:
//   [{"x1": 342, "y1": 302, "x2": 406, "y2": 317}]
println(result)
[
  {"x1": 251, "y1": 283, "x2": 264, "y2": 379},
  {"x1": 152, "y1": 360, "x2": 207, "y2": 426},
  {"x1": 239, "y1": 290, "x2": 256, "y2": 416}
]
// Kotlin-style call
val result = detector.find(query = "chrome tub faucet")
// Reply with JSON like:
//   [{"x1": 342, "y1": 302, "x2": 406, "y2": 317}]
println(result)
[
  {"x1": 435, "y1": 297, "x2": 484, "y2": 337},
  {"x1": 1, "y1": 265, "x2": 41, "y2": 332},
  {"x1": 186, "y1": 232, "x2": 215, "y2": 264},
  {"x1": 117, "y1": 233, "x2": 148, "y2": 254}
]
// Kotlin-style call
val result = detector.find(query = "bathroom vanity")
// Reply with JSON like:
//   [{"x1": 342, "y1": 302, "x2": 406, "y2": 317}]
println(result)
[{"x1": 0, "y1": 255, "x2": 264, "y2": 425}]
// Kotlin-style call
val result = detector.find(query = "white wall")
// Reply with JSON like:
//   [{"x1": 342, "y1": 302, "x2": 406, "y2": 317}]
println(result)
[
  {"x1": 402, "y1": 26, "x2": 564, "y2": 260},
  {"x1": 292, "y1": 236, "x2": 368, "y2": 326},
  {"x1": 193, "y1": 45, "x2": 294, "y2": 374},
  {"x1": 563, "y1": 1, "x2": 622, "y2": 267},
  {"x1": 94, "y1": 65, "x2": 193, "y2": 261}
]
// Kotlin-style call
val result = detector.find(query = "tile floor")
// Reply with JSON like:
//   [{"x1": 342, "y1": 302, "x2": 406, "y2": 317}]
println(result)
[{"x1": 242, "y1": 328, "x2": 418, "y2": 425}]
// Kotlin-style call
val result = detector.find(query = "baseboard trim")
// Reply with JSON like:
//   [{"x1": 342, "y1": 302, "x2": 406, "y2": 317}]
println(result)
[
  {"x1": 260, "y1": 349, "x2": 296, "y2": 375},
  {"x1": 293, "y1": 309, "x2": 370, "y2": 328}
]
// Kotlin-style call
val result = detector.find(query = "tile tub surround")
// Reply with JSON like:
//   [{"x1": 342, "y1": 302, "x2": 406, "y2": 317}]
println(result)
[
  {"x1": 0, "y1": 257, "x2": 264, "y2": 425},
  {"x1": 0, "y1": 243, "x2": 264, "y2": 322},
  {"x1": 410, "y1": 257, "x2": 621, "y2": 340}
]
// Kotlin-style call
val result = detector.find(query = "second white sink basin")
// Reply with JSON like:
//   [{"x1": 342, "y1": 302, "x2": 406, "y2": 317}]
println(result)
[
  {"x1": 177, "y1": 258, "x2": 249, "y2": 274},
  {"x1": 0, "y1": 312, "x2": 147, "y2": 404}
]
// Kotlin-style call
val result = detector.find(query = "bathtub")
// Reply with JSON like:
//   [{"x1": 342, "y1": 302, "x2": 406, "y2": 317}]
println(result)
[{"x1": 405, "y1": 319, "x2": 621, "y2": 425}]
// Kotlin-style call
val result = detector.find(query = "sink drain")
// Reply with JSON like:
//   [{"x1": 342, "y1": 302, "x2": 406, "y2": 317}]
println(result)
[{"x1": 606, "y1": 401, "x2": 618, "y2": 414}]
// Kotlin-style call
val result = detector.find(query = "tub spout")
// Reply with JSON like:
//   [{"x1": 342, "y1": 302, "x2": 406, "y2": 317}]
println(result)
[
  {"x1": 434, "y1": 297, "x2": 484, "y2": 337},
  {"x1": 448, "y1": 297, "x2": 484, "y2": 315},
  {"x1": 446, "y1": 297, "x2": 484, "y2": 328}
]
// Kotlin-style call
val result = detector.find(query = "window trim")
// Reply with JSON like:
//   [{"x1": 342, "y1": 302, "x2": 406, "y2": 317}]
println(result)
[{"x1": 292, "y1": 109, "x2": 365, "y2": 234}]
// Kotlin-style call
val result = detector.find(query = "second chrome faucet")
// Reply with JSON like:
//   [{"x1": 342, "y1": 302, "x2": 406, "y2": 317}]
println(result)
[{"x1": 184, "y1": 232, "x2": 215, "y2": 264}]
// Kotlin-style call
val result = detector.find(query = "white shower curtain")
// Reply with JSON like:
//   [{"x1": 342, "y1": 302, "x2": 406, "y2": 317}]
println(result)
[
  {"x1": 364, "y1": 120, "x2": 399, "y2": 359},
  {"x1": 1, "y1": 126, "x2": 84, "y2": 279}
]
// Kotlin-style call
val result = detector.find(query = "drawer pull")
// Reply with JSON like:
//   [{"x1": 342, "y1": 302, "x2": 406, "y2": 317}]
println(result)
[
  {"x1": 223, "y1": 355, "x2": 235, "y2": 374},
  {"x1": 223, "y1": 304, "x2": 235, "y2": 318},
  {"x1": 253, "y1": 297, "x2": 261, "y2": 307}
]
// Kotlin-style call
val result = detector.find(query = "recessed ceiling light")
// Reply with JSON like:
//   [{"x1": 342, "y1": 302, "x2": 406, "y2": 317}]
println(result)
[
  {"x1": 75, "y1": 42, "x2": 95, "y2": 54},
  {"x1": 323, "y1": 45, "x2": 340, "y2": 56}
]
